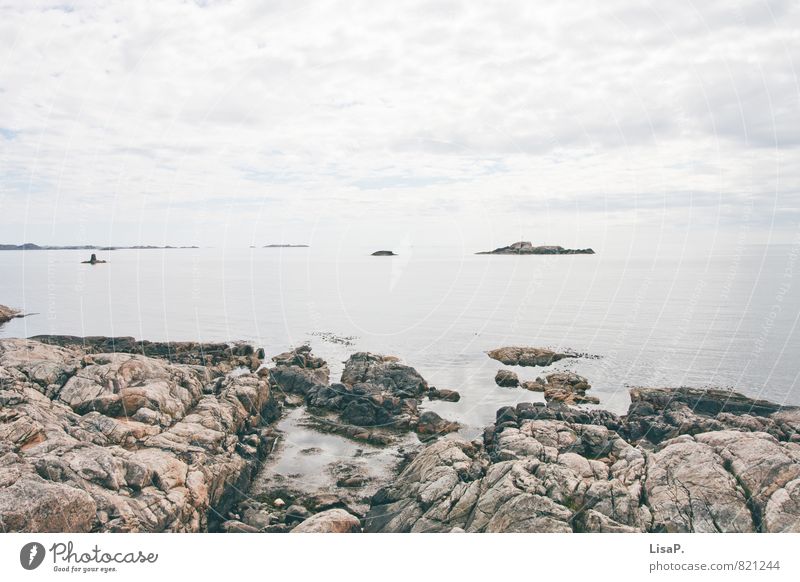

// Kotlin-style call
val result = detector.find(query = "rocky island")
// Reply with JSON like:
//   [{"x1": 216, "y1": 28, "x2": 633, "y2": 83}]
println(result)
[
  {"x1": 478, "y1": 241, "x2": 595, "y2": 255},
  {"x1": 371, "y1": 250, "x2": 397, "y2": 256},
  {"x1": 0, "y1": 336, "x2": 798, "y2": 533}
]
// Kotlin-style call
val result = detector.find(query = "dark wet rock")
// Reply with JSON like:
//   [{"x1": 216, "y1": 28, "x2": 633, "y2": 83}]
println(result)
[
  {"x1": 428, "y1": 388, "x2": 461, "y2": 402},
  {"x1": 371, "y1": 250, "x2": 396, "y2": 256},
  {"x1": 495, "y1": 369, "x2": 519, "y2": 387},
  {"x1": 487, "y1": 346, "x2": 575, "y2": 367},
  {"x1": 621, "y1": 387, "x2": 799, "y2": 444},
  {"x1": 341, "y1": 352, "x2": 428, "y2": 398},
  {"x1": 268, "y1": 345, "x2": 330, "y2": 397},
  {"x1": 272, "y1": 345, "x2": 327, "y2": 370},
  {"x1": 291, "y1": 508, "x2": 361, "y2": 532},
  {"x1": 416, "y1": 411, "x2": 460, "y2": 436},
  {"x1": 277, "y1": 352, "x2": 458, "y2": 440},
  {"x1": 307, "y1": 383, "x2": 414, "y2": 430},
  {"x1": 0, "y1": 337, "x2": 275, "y2": 533},
  {"x1": 477, "y1": 241, "x2": 595, "y2": 255}
]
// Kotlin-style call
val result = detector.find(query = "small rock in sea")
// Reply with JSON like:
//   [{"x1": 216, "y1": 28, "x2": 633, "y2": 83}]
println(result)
[
  {"x1": 371, "y1": 250, "x2": 396, "y2": 256},
  {"x1": 495, "y1": 369, "x2": 520, "y2": 387},
  {"x1": 488, "y1": 346, "x2": 575, "y2": 367},
  {"x1": 521, "y1": 379, "x2": 545, "y2": 392},
  {"x1": 542, "y1": 372, "x2": 597, "y2": 405},
  {"x1": 80, "y1": 253, "x2": 107, "y2": 264},
  {"x1": 428, "y1": 387, "x2": 461, "y2": 402}
]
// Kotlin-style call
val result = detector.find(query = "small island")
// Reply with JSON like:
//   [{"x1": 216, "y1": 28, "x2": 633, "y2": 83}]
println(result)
[
  {"x1": 477, "y1": 241, "x2": 595, "y2": 255},
  {"x1": 81, "y1": 253, "x2": 107, "y2": 264},
  {"x1": 371, "y1": 250, "x2": 396, "y2": 256}
]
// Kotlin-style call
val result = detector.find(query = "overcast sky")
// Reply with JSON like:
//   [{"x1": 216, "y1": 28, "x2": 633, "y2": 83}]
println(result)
[{"x1": 0, "y1": 0, "x2": 798, "y2": 252}]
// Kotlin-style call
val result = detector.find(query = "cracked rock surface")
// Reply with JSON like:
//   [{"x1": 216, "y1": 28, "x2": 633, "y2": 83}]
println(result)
[
  {"x1": 365, "y1": 389, "x2": 800, "y2": 533},
  {"x1": 0, "y1": 337, "x2": 275, "y2": 532}
]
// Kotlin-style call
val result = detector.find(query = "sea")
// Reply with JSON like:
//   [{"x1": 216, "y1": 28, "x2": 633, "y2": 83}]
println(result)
[{"x1": 1, "y1": 244, "x2": 799, "y2": 438}]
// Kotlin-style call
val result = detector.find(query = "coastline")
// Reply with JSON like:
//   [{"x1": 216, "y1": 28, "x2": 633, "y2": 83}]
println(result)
[{"x1": 1, "y1": 334, "x2": 798, "y2": 533}]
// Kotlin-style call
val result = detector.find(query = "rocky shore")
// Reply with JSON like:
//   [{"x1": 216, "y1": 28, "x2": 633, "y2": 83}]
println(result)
[
  {"x1": 0, "y1": 305, "x2": 23, "y2": 325},
  {"x1": 1, "y1": 336, "x2": 799, "y2": 533}
]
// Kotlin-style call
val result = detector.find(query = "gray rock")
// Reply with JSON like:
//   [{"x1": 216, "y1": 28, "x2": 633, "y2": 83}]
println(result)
[
  {"x1": 0, "y1": 337, "x2": 274, "y2": 533},
  {"x1": 290, "y1": 508, "x2": 361, "y2": 533},
  {"x1": 495, "y1": 369, "x2": 519, "y2": 387},
  {"x1": 487, "y1": 346, "x2": 575, "y2": 367}
]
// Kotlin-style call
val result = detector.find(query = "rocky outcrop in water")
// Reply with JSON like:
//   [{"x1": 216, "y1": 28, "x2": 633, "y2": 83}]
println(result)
[
  {"x1": 371, "y1": 250, "x2": 396, "y2": 256},
  {"x1": 0, "y1": 337, "x2": 276, "y2": 532},
  {"x1": 495, "y1": 369, "x2": 519, "y2": 387},
  {"x1": 487, "y1": 346, "x2": 575, "y2": 367},
  {"x1": 81, "y1": 253, "x2": 106, "y2": 264},
  {"x1": 0, "y1": 305, "x2": 23, "y2": 325},
  {"x1": 541, "y1": 372, "x2": 598, "y2": 405},
  {"x1": 270, "y1": 349, "x2": 459, "y2": 443},
  {"x1": 477, "y1": 242, "x2": 595, "y2": 255},
  {"x1": 365, "y1": 388, "x2": 800, "y2": 533}
]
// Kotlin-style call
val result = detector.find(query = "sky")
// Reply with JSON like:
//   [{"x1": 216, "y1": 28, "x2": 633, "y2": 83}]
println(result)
[{"x1": 0, "y1": 0, "x2": 798, "y2": 253}]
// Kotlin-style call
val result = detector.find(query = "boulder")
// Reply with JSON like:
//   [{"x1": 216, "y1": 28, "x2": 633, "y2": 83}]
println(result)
[
  {"x1": 341, "y1": 352, "x2": 428, "y2": 398},
  {"x1": 542, "y1": 372, "x2": 598, "y2": 405},
  {"x1": 495, "y1": 370, "x2": 519, "y2": 387},
  {"x1": 428, "y1": 388, "x2": 461, "y2": 402},
  {"x1": 290, "y1": 508, "x2": 361, "y2": 533}
]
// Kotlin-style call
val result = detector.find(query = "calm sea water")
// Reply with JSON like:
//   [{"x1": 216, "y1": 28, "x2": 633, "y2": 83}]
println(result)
[{"x1": 1, "y1": 245, "x2": 799, "y2": 434}]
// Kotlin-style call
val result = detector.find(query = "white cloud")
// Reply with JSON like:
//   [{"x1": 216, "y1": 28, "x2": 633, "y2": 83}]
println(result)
[{"x1": 0, "y1": 0, "x2": 797, "y2": 250}]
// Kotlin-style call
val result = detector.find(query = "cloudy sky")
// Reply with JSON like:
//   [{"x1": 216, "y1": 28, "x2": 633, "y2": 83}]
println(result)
[{"x1": 0, "y1": 0, "x2": 798, "y2": 252}]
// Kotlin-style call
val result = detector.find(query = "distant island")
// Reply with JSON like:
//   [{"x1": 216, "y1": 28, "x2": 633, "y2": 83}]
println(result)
[
  {"x1": 371, "y1": 250, "x2": 396, "y2": 256},
  {"x1": 477, "y1": 241, "x2": 595, "y2": 255},
  {"x1": 0, "y1": 243, "x2": 199, "y2": 251},
  {"x1": 263, "y1": 244, "x2": 309, "y2": 248}
]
